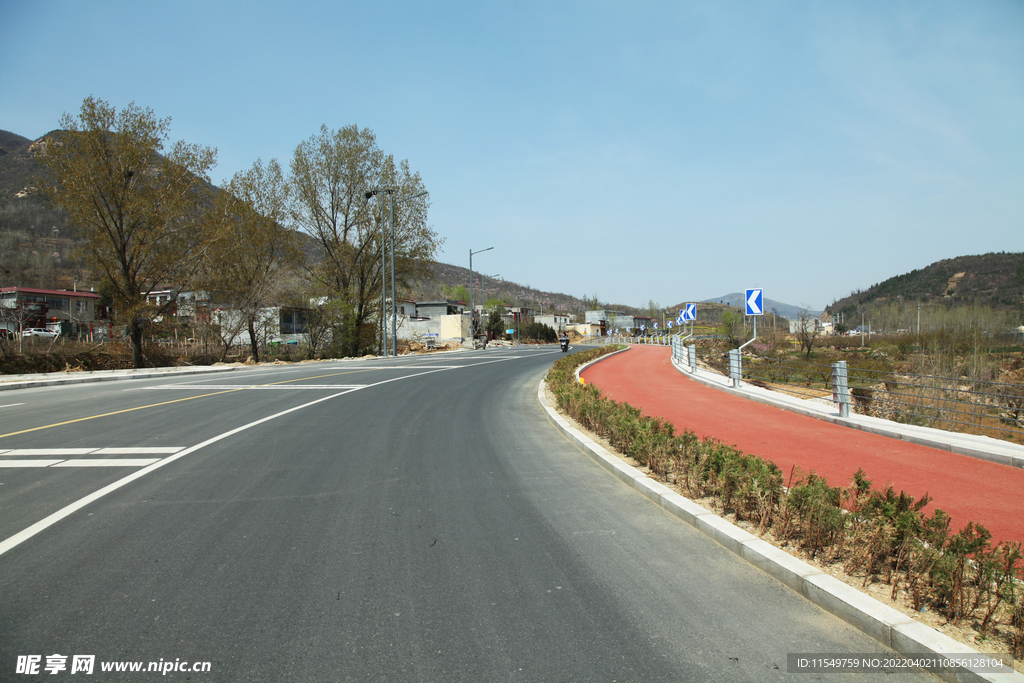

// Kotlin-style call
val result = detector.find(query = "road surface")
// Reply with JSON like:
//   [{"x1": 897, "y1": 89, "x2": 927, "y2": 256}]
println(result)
[{"x1": 1, "y1": 347, "x2": 934, "y2": 681}]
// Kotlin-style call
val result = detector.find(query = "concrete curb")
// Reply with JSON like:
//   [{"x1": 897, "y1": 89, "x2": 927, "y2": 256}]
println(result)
[
  {"x1": 0, "y1": 365, "x2": 243, "y2": 392},
  {"x1": 667, "y1": 353, "x2": 1024, "y2": 470},
  {"x1": 537, "y1": 375, "x2": 1022, "y2": 682},
  {"x1": 0, "y1": 345, "x2": 486, "y2": 393}
]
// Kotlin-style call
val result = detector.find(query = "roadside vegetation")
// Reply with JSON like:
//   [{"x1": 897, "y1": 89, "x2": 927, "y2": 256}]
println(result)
[
  {"x1": 12, "y1": 96, "x2": 441, "y2": 368},
  {"x1": 547, "y1": 347, "x2": 1024, "y2": 664}
]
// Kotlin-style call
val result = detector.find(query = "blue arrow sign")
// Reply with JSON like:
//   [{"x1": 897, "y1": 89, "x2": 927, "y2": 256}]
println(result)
[
  {"x1": 683, "y1": 303, "x2": 697, "y2": 321},
  {"x1": 745, "y1": 288, "x2": 763, "y2": 316}
]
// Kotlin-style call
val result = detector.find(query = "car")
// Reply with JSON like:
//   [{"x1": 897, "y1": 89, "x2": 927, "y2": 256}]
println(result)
[{"x1": 21, "y1": 328, "x2": 59, "y2": 339}]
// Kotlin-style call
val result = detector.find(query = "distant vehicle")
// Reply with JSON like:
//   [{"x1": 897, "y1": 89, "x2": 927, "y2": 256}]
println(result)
[{"x1": 21, "y1": 328, "x2": 59, "y2": 339}]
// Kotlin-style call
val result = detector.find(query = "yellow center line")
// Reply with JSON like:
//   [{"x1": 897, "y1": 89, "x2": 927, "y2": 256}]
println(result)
[{"x1": 0, "y1": 367, "x2": 383, "y2": 440}]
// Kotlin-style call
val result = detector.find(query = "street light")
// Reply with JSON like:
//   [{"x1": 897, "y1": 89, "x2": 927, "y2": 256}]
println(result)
[
  {"x1": 469, "y1": 247, "x2": 493, "y2": 344},
  {"x1": 365, "y1": 188, "x2": 429, "y2": 356}
]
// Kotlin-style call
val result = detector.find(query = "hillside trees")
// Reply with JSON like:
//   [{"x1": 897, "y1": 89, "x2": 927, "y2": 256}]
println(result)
[
  {"x1": 34, "y1": 96, "x2": 218, "y2": 368},
  {"x1": 288, "y1": 124, "x2": 440, "y2": 356},
  {"x1": 202, "y1": 158, "x2": 302, "y2": 362}
]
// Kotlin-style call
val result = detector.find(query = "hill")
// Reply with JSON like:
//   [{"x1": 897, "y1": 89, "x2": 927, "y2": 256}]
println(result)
[
  {"x1": 0, "y1": 129, "x2": 79, "y2": 288},
  {"x1": 0, "y1": 130, "x2": 32, "y2": 157},
  {"x1": 827, "y1": 252, "x2": 1024, "y2": 317},
  {"x1": 410, "y1": 261, "x2": 604, "y2": 318}
]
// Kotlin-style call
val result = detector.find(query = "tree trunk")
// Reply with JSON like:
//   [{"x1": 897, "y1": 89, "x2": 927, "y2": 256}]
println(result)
[
  {"x1": 248, "y1": 318, "x2": 259, "y2": 363},
  {"x1": 130, "y1": 321, "x2": 145, "y2": 369}
]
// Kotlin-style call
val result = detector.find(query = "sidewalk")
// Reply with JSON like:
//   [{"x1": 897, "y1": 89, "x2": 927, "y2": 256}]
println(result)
[{"x1": 580, "y1": 345, "x2": 1024, "y2": 545}]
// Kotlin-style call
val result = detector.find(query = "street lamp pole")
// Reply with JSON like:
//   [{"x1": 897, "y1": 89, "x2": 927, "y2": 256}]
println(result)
[
  {"x1": 365, "y1": 188, "x2": 429, "y2": 356},
  {"x1": 390, "y1": 190, "x2": 427, "y2": 356},
  {"x1": 469, "y1": 247, "x2": 493, "y2": 344}
]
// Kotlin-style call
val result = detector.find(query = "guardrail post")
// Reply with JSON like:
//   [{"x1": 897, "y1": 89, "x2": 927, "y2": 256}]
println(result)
[
  {"x1": 728, "y1": 349, "x2": 742, "y2": 387},
  {"x1": 687, "y1": 344, "x2": 696, "y2": 372},
  {"x1": 832, "y1": 360, "x2": 850, "y2": 418}
]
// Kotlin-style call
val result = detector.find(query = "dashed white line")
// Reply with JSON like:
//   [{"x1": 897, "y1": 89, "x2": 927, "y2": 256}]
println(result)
[
  {"x1": 2, "y1": 448, "x2": 96, "y2": 456},
  {"x1": 51, "y1": 459, "x2": 161, "y2": 467},
  {"x1": 1, "y1": 447, "x2": 184, "y2": 457}
]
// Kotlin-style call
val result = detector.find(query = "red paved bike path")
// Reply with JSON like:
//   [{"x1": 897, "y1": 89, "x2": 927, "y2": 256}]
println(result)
[{"x1": 580, "y1": 345, "x2": 1024, "y2": 546}]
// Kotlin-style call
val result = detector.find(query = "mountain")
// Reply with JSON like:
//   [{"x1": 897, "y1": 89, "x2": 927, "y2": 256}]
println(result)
[
  {"x1": 827, "y1": 252, "x2": 1024, "y2": 316},
  {"x1": 0, "y1": 129, "x2": 78, "y2": 288},
  {"x1": 695, "y1": 293, "x2": 819, "y2": 320},
  {"x1": 0, "y1": 129, "x2": 49, "y2": 199},
  {"x1": 410, "y1": 261, "x2": 597, "y2": 317},
  {"x1": 0, "y1": 130, "x2": 31, "y2": 157}
]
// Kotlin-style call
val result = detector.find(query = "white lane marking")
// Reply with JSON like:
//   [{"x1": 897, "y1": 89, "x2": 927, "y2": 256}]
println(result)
[
  {"x1": 0, "y1": 460, "x2": 65, "y2": 467},
  {"x1": 0, "y1": 403, "x2": 25, "y2": 408},
  {"x1": 2, "y1": 448, "x2": 97, "y2": 456},
  {"x1": 0, "y1": 366, "x2": 450, "y2": 557},
  {"x1": 1, "y1": 447, "x2": 182, "y2": 457},
  {"x1": 331, "y1": 365, "x2": 463, "y2": 370},
  {"x1": 51, "y1": 459, "x2": 161, "y2": 467},
  {"x1": 91, "y1": 447, "x2": 183, "y2": 455},
  {"x1": 135, "y1": 384, "x2": 369, "y2": 391}
]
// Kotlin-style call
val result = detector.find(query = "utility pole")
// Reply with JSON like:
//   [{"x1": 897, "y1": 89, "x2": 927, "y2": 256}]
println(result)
[{"x1": 365, "y1": 188, "x2": 428, "y2": 356}]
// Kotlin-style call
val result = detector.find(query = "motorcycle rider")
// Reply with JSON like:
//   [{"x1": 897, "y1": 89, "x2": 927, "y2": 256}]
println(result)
[{"x1": 559, "y1": 331, "x2": 570, "y2": 352}]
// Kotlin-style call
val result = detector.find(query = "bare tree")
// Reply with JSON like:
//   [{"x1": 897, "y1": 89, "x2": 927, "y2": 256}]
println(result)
[
  {"x1": 34, "y1": 96, "x2": 218, "y2": 367},
  {"x1": 795, "y1": 308, "x2": 821, "y2": 358},
  {"x1": 202, "y1": 158, "x2": 302, "y2": 362},
  {"x1": 287, "y1": 125, "x2": 441, "y2": 356}
]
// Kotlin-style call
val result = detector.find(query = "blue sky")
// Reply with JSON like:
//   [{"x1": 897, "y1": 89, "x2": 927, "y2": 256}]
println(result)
[{"x1": 3, "y1": 1, "x2": 1021, "y2": 311}]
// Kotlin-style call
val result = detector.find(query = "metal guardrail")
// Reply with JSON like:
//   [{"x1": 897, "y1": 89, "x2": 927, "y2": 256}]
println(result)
[
  {"x1": 594, "y1": 334, "x2": 1024, "y2": 445},
  {"x1": 708, "y1": 347, "x2": 1024, "y2": 443}
]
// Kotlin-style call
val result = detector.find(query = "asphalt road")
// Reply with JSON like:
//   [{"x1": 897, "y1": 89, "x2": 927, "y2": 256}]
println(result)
[{"x1": 0, "y1": 346, "x2": 935, "y2": 681}]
